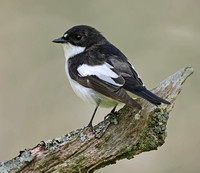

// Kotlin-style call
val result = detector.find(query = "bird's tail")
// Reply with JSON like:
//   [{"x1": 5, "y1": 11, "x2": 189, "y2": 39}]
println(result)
[
  {"x1": 124, "y1": 85, "x2": 170, "y2": 105},
  {"x1": 136, "y1": 88, "x2": 170, "y2": 105}
]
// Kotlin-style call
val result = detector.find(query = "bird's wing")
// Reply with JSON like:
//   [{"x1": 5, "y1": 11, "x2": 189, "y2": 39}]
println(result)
[
  {"x1": 97, "y1": 42, "x2": 144, "y2": 86},
  {"x1": 108, "y1": 56, "x2": 170, "y2": 105},
  {"x1": 68, "y1": 56, "x2": 141, "y2": 109},
  {"x1": 98, "y1": 43, "x2": 170, "y2": 105}
]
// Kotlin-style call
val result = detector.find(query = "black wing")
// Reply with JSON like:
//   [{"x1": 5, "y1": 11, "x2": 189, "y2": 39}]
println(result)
[
  {"x1": 68, "y1": 53, "x2": 141, "y2": 109},
  {"x1": 98, "y1": 43, "x2": 170, "y2": 105}
]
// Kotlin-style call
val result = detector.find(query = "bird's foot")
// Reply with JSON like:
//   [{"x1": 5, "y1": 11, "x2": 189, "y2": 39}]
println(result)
[
  {"x1": 104, "y1": 110, "x2": 119, "y2": 125},
  {"x1": 87, "y1": 123, "x2": 96, "y2": 134}
]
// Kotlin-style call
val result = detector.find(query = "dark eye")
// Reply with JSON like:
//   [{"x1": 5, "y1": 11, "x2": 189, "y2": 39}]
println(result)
[{"x1": 75, "y1": 34, "x2": 82, "y2": 40}]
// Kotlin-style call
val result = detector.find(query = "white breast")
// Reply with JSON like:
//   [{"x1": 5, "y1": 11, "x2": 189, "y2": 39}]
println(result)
[
  {"x1": 65, "y1": 61, "x2": 100, "y2": 105},
  {"x1": 62, "y1": 43, "x2": 118, "y2": 107}
]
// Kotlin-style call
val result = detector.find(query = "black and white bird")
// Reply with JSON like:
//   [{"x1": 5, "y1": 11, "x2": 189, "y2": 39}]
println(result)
[{"x1": 53, "y1": 25, "x2": 170, "y2": 132}]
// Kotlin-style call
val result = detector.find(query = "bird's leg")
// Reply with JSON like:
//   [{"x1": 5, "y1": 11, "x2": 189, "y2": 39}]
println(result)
[
  {"x1": 104, "y1": 105, "x2": 118, "y2": 122},
  {"x1": 87, "y1": 104, "x2": 99, "y2": 134}
]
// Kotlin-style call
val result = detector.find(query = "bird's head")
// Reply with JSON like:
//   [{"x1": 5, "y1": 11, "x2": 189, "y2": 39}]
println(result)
[{"x1": 53, "y1": 25, "x2": 106, "y2": 48}]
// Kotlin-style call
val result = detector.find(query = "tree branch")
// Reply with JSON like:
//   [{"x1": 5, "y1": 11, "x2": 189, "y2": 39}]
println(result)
[{"x1": 0, "y1": 67, "x2": 193, "y2": 173}]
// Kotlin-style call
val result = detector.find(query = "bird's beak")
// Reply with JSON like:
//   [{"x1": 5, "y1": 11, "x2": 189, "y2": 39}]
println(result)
[{"x1": 52, "y1": 37, "x2": 66, "y2": 44}]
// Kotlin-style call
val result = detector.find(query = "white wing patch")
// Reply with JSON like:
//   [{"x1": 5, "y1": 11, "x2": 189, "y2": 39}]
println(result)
[{"x1": 77, "y1": 63, "x2": 123, "y2": 87}]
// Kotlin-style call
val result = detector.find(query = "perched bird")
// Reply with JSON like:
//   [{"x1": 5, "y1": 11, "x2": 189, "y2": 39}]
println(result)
[{"x1": 53, "y1": 25, "x2": 170, "y2": 132}]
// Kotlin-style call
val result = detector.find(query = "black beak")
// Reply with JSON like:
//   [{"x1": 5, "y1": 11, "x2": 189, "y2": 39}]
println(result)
[{"x1": 52, "y1": 37, "x2": 66, "y2": 43}]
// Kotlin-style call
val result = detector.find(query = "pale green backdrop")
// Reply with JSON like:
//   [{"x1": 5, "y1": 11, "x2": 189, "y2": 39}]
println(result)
[{"x1": 0, "y1": 0, "x2": 200, "y2": 172}]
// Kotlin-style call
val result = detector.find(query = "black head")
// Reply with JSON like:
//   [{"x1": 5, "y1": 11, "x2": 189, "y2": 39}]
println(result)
[{"x1": 53, "y1": 25, "x2": 107, "y2": 48}]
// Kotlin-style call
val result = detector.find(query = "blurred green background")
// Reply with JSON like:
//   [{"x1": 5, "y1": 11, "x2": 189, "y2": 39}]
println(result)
[{"x1": 0, "y1": 0, "x2": 199, "y2": 172}]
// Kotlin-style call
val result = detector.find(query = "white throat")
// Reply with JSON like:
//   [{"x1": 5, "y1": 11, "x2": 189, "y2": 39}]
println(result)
[
  {"x1": 62, "y1": 43, "x2": 85, "y2": 60},
  {"x1": 63, "y1": 43, "x2": 99, "y2": 106}
]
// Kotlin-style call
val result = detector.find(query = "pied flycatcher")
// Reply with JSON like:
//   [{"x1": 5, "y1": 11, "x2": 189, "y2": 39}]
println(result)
[{"x1": 53, "y1": 25, "x2": 170, "y2": 132}]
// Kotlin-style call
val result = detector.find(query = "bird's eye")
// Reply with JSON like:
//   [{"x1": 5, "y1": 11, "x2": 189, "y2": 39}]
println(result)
[{"x1": 75, "y1": 34, "x2": 82, "y2": 40}]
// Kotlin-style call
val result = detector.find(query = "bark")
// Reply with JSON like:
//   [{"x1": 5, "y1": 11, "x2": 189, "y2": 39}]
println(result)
[{"x1": 0, "y1": 67, "x2": 193, "y2": 173}]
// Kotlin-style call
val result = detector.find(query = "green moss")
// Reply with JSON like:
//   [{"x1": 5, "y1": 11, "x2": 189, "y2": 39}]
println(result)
[
  {"x1": 104, "y1": 134, "x2": 111, "y2": 142},
  {"x1": 95, "y1": 134, "x2": 112, "y2": 149},
  {"x1": 95, "y1": 142, "x2": 104, "y2": 149},
  {"x1": 133, "y1": 127, "x2": 159, "y2": 152},
  {"x1": 35, "y1": 152, "x2": 60, "y2": 171},
  {"x1": 134, "y1": 108, "x2": 169, "y2": 152},
  {"x1": 65, "y1": 155, "x2": 86, "y2": 173},
  {"x1": 36, "y1": 153, "x2": 85, "y2": 172}
]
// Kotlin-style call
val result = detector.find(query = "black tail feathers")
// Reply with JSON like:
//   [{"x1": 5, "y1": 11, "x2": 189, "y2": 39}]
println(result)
[
  {"x1": 125, "y1": 85, "x2": 170, "y2": 106},
  {"x1": 137, "y1": 88, "x2": 170, "y2": 105}
]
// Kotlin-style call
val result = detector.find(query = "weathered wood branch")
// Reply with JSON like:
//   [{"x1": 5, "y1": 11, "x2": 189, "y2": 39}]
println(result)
[{"x1": 0, "y1": 67, "x2": 193, "y2": 173}]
